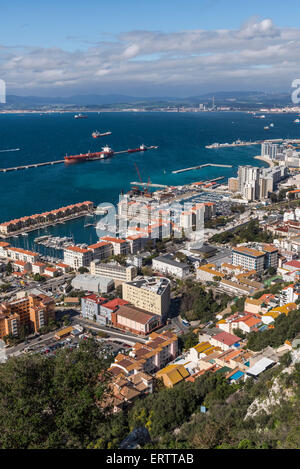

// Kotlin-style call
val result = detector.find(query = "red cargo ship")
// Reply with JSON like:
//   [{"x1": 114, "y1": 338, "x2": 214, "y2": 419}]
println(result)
[
  {"x1": 64, "y1": 145, "x2": 114, "y2": 163},
  {"x1": 127, "y1": 144, "x2": 147, "y2": 153}
]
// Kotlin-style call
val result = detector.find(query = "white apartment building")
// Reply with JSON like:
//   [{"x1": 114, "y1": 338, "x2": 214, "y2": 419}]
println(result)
[
  {"x1": 152, "y1": 255, "x2": 190, "y2": 279},
  {"x1": 232, "y1": 246, "x2": 265, "y2": 272},
  {"x1": 63, "y1": 246, "x2": 94, "y2": 269},
  {"x1": 99, "y1": 236, "x2": 129, "y2": 255},
  {"x1": 90, "y1": 260, "x2": 137, "y2": 283},
  {"x1": 6, "y1": 247, "x2": 40, "y2": 264}
]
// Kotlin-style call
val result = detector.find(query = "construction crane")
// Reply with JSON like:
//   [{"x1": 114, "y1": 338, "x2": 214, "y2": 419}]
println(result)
[{"x1": 133, "y1": 163, "x2": 152, "y2": 197}]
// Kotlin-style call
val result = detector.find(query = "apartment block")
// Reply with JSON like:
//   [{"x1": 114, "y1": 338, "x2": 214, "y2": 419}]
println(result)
[
  {"x1": 90, "y1": 260, "x2": 137, "y2": 283},
  {"x1": 122, "y1": 276, "x2": 170, "y2": 320},
  {"x1": 197, "y1": 263, "x2": 225, "y2": 282},
  {"x1": 87, "y1": 241, "x2": 113, "y2": 260},
  {"x1": 232, "y1": 246, "x2": 266, "y2": 272},
  {"x1": 0, "y1": 294, "x2": 55, "y2": 339},
  {"x1": 6, "y1": 246, "x2": 40, "y2": 264},
  {"x1": 152, "y1": 255, "x2": 190, "y2": 279},
  {"x1": 63, "y1": 246, "x2": 94, "y2": 269},
  {"x1": 99, "y1": 236, "x2": 129, "y2": 255}
]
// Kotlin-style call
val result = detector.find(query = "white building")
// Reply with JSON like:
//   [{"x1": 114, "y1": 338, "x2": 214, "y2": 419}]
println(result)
[
  {"x1": 63, "y1": 246, "x2": 94, "y2": 269},
  {"x1": 152, "y1": 255, "x2": 190, "y2": 279}
]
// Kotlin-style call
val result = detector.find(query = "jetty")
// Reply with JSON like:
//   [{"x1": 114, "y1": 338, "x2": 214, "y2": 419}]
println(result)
[
  {"x1": 172, "y1": 163, "x2": 232, "y2": 174},
  {"x1": 0, "y1": 146, "x2": 158, "y2": 173},
  {"x1": 130, "y1": 182, "x2": 169, "y2": 188},
  {"x1": 205, "y1": 140, "x2": 262, "y2": 149}
]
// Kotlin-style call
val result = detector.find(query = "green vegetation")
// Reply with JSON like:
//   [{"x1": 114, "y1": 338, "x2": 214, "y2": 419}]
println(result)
[
  {"x1": 209, "y1": 220, "x2": 273, "y2": 245},
  {"x1": 179, "y1": 331, "x2": 199, "y2": 351},
  {"x1": 89, "y1": 372, "x2": 239, "y2": 449},
  {"x1": 78, "y1": 266, "x2": 89, "y2": 274},
  {"x1": 2, "y1": 334, "x2": 300, "y2": 449},
  {"x1": 178, "y1": 280, "x2": 231, "y2": 322},
  {"x1": 205, "y1": 215, "x2": 234, "y2": 229},
  {"x1": 230, "y1": 204, "x2": 246, "y2": 214},
  {"x1": 246, "y1": 308, "x2": 300, "y2": 351},
  {"x1": 252, "y1": 280, "x2": 290, "y2": 299},
  {"x1": 6, "y1": 262, "x2": 13, "y2": 275},
  {"x1": 231, "y1": 296, "x2": 246, "y2": 313},
  {"x1": 0, "y1": 282, "x2": 11, "y2": 292},
  {"x1": 0, "y1": 340, "x2": 109, "y2": 449},
  {"x1": 33, "y1": 273, "x2": 46, "y2": 282}
]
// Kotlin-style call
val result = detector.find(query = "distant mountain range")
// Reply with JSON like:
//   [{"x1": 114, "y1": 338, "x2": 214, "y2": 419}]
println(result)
[{"x1": 1, "y1": 91, "x2": 292, "y2": 108}]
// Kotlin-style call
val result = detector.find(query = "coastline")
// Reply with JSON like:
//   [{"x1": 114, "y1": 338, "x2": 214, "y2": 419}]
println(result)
[{"x1": 253, "y1": 155, "x2": 274, "y2": 168}]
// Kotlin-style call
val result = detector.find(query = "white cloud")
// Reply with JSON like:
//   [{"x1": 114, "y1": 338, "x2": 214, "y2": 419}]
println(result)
[{"x1": 0, "y1": 17, "x2": 300, "y2": 95}]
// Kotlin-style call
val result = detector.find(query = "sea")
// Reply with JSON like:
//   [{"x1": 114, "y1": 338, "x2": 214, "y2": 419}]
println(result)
[{"x1": 0, "y1": 110, "x2": 299, "y2": 257}]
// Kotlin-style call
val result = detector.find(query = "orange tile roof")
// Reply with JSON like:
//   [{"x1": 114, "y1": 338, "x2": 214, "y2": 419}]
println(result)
[
  {"x1": 101, "y1": 236, "x2": 126, "y2": 244},
  {"x1": 8, "y1": 247, "x2": 39, "y2": 257},
  {"x1": 88, "y1": 241, "x2": 111, "y2": 250},
  {"x1": 65, "y1": 246, "x2": 90, "y2": 253},
  {"x1": 233, "y1": 246, "x2": 265, "y2": 257}
]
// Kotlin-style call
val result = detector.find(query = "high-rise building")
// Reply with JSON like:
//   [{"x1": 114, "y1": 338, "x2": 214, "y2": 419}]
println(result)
[
  {"x1": 122, "y1": 276, "x2": 170, "y2": 321},
  {"x1": 0, "y1": 294, "x2": 55, "y2": 339}
]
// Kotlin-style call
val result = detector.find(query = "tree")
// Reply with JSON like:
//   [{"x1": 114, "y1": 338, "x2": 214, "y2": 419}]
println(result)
[
  {"x1": 0, "y1": 339, "x2": 110, "y2": 449},
  {"x1": 267, "y1": 266, "x2": 277, "y2": 276},
  {"x1": 6, "y1": 262, "x2": 13, "y2": 275},
  {"x1": 62, "y1": 314, "x2": 71, "y2": 326},
  {"x1": 78, "y1": 267, "x2": 89, "y2": 274}
]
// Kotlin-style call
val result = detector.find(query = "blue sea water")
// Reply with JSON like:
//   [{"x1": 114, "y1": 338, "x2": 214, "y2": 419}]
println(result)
[{"x1": 0, "y1": 110, "x2": 299, "y2": 254}]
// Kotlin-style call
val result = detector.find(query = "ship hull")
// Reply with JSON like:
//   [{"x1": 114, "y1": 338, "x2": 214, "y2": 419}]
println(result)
[
  {"x1": 127, "y1": 148, "x2": 147, "y2": 153},
  {"x1": 64, "y1": 152, "x2": 114, "y2": 163}
]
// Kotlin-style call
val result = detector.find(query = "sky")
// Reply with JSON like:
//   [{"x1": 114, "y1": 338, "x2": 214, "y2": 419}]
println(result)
[{"x1": 1, "y1": 0, "x2": 300, "y2": 97}]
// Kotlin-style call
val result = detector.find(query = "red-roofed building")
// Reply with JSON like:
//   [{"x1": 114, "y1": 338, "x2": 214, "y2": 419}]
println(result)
[
  {"x1": 100, "y1": 237, "x2": 128, "y2": 255},
  {"x1": 7, "y1": 247, "x2": 39, "y2": 263},
  {"x1": 210, "y1": 331, "x2": 241, "y2": 351},
  {"x1": 64, "y1": 245, "x2": 94, "y2": 269},
  {"x1": 87, "y1": 241, "x2": 113, "y2": 260}
]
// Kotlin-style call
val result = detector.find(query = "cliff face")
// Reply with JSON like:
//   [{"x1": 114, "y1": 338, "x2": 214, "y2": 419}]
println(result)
[{"x1": 245, "y1": 349, "x2": 300, "y2": 420}]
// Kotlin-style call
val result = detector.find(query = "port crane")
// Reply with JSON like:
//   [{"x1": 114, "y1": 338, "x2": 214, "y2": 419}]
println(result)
[{"x1": 133, "y1": 163, "x2": 152, "y2": 197}]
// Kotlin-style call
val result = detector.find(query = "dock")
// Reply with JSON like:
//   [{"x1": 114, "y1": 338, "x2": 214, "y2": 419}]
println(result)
[
  {"x1": 205, "y1": 141, "x2": 262, "y2": 149},
  {"x1": 0, "y1": 146, "x2": 158, "y2": 173},
  {"x1": 130, "y1": 182, "x2": 169, "y2": 188},
  {"x1": 172, "y1": 163, "x2": 232, "y2": 174}
]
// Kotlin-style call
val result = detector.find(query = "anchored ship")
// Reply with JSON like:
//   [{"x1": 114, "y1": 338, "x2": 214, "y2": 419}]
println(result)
[
  {"x1": 92, "y1": 130, "x2": 112, "y2": 138},
  {"x1": 127, "y1": 144, "x2": 148, "y2": 153},
  {"x1": 74, "y1": 113, "x2": 88, "y2": 119},
  {"x1": 64, "y1": 145, "x2": 114, "y2": 163}
]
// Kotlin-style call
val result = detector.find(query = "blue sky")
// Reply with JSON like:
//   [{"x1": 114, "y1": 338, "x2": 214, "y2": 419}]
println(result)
[{"x1": 1, "y1": 0, "x2": 300, "y2": 96}]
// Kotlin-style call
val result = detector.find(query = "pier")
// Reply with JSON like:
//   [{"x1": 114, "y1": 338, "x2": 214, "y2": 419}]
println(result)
[
  {"x1": 172, "y1": 163, "x2": 232, "y2": 174},
  {"x1": 130, "y1": 182, "x2": 169, "y2": 188},
  {"x1": 0, "y1": 146, "x2": 158, "y2": 173},
  {"x1": 205, "y1": 140, "x2": 262, "y2": 149}
]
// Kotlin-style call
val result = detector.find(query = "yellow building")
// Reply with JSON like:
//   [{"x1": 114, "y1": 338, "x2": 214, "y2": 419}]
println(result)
[
  {"x1": 156, "y1": 364, "x2": 190, "y2": 388},
  {"x1": 268, "y1": 302, "x2": 297, "y2": 317},
  {"x1": 122, "y1": 276, "x2": 170, "y2": 320}
]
